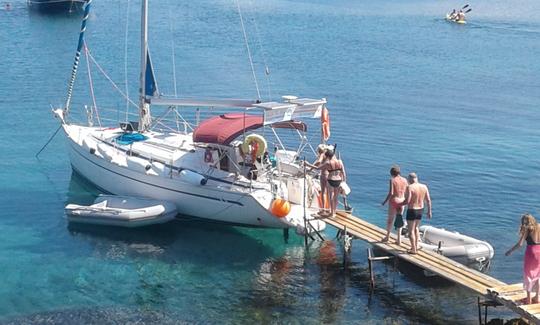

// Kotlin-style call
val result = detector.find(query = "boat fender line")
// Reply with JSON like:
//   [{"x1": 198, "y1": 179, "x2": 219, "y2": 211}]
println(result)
[{"x1": 241, "y1": 134, "x2": 267, "y2": 158}]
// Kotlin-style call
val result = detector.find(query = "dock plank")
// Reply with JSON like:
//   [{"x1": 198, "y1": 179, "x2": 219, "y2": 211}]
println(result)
[
  {"x1": 330, "y1": 213, "x2": 504, "y2": 288},
  {"x1": 522, "y1": 303, "x2": 540, "y2": 314},
  {"x1": 326, "y1": 210, "x2": 540, "y2": 324},
  {"x1": 490, "y1": 283, "x2": 524, "y2": 295}
]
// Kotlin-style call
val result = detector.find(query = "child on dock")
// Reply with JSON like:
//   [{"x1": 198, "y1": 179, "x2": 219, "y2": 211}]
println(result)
[{"x1": 505, "y1": 213, "x2": 540, "y2": 304}]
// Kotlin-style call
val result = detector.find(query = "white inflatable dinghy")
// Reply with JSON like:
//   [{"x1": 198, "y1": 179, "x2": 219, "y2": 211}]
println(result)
[
  {"x1": 65, "y1": 195, "x2": 177, "y2": 227},
  {"x1": 419, "y1": 225, "x2": 494, "y2": 271}
]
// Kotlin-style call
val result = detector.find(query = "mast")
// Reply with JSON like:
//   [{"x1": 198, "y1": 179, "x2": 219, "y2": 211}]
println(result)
[{"x1": 138, "y1": 0, "x2": 151, "y2": 132}]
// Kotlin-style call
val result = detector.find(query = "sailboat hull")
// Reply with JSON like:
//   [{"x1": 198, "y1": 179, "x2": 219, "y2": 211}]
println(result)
[
  {"x1": 27, "y1": 0, "x2": 85, "y2": 13},
  {"x1": 63, "y1": 127, "x2": 288, "y2": 228}
]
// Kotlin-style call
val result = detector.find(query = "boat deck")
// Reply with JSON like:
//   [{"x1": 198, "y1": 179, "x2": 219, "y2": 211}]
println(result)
[{"x1": 326, "y1": 211, "x2": 540, "y2": 324}]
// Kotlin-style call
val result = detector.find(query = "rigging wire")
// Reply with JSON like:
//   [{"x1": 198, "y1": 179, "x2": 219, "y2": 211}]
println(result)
[
  {"x1": 168, "y1": 7, "x2": 183, "y2": 132},
  {"x1": 169, "y1": 9, "x2": 178, "y2": 97},
  {"x1": 124, "y1": 0, "x2": 131, "y2": 122},
  {"x1": 86, "y1": 48, "x2": 139, "y2": 109},
  {"x1": 84, "y1": 43, "x2": 102, "y2": 127},
  {"x1": 246, "y1": 0, "x2": 272, "y2": 100},
  {"x1": 235, "y1": 0, "x2": 261, "y2": 100}
]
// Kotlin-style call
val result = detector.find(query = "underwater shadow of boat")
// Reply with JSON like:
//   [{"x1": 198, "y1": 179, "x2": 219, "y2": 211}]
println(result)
[{"x1": 64, "y1": 172, "x2": 277, "y2": 269}]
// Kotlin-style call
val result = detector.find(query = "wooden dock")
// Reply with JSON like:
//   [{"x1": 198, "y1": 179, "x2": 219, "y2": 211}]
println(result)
[{"x1": 325, "y1": 211, "x2": 540, "y2": 324}]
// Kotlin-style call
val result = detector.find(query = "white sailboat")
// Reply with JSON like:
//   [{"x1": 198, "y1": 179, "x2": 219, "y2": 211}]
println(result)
[{"x1": 54, "y1": 0, "x2": 332, "y2": 233}]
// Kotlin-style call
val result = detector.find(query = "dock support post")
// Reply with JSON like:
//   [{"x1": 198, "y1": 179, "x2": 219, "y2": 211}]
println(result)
[
  {"x1": 307, "y1": 220, "x2": 325, "y2": 241},
  {"x1": 366, "y1": 247, "x2": 395, "y2": 289},
  {"x1": 368, "y1": 247, "x2": 375, "y2": 288},
  {"x1": 283, "y1": 228, "x2": 289, "y2": 244},
  {"x1": 477, "y1": 297, "x2": 482, "y2": 325},
  {"x1": 476, "y1": 297, "x2": 502, "y2": 325}
]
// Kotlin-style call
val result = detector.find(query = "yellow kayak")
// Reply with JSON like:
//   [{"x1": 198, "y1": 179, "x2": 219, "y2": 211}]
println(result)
[{"x1": 445, "y1": 14, "x2": 467, "y2": 24}]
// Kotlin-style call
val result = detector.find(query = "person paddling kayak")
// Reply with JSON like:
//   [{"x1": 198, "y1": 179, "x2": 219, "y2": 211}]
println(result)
[
  {"x1": 448, "y1": 9, "x2": 457, "y2": 20},
  {"x1": 456, "y1": 10, "x2": 466, "y2": 22}
]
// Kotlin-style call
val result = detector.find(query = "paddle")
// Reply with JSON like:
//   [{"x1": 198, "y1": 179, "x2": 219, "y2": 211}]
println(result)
[
  {"x1": 462, "y1": 4, "x2": 469, "y2": 10},
  {"x1": 464, "y1": 8, "x2": 472, "y2": 13}
]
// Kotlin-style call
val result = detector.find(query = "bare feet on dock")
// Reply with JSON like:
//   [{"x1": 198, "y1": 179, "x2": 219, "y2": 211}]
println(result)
[
  {"x1": 381, "y1": 237, "x2": 389, "y2": 243},
  {"x1": 518, "y1": 297, "x2": 532, "y2": 305},
  {"x1": 533, "y1": 296, "x2": 539, "y2": 304},
  {"x1": 395, "y1": 240, "x2": 401, "y2": 245}
]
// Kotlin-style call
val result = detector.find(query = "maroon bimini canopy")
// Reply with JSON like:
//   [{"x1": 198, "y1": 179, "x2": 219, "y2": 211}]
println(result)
[
  {"x1": 193, "y1": 113, "x2": 263, "y2": 145},
  {"x1": 193, "y1": 113, "x2": 308, "y2": 145}
]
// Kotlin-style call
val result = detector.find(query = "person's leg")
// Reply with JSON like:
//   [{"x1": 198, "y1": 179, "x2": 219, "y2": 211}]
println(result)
[
  {"x1": 535, "y1": 281, "x2": 540, "y2": 303},
  {"x1": 527, "y1": 291, "x2": 532, "y2": 304},
  {"x1": 383, "y1": 205, "x2": 396, "y2": 242},
  {"x1": 414, "y1": 219, "x2": 421, "y2": 251},
  {"x1": 407, "y1": 219, "x2": 415, "y2": 253},
  {"x1": 321, "y1": 183, "x2": 328, "y2": 213},
  {"x1": 396, "y1": 206, "x2": 404, "y2": 245},
  {"x1": 326, "y1": 186, "x2": 334, "y2": 216},
  {"x1": 331, "y1": 187, "x2": 339, "y2": 217}
]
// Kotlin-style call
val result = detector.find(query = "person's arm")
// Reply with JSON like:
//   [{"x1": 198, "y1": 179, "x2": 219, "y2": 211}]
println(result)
[
  {"x1": 381, "y1": 179, "x2": 392, "y2": 206},
  {"x1": 425, "y1": 186, "x2": 432, "y2": 219},
  {"x1": 304, "y1": 154, "x2": 323, "y2": 170},
  {"x1": 304, "y1": 161, "x2": 317, "y2": 169},
  {"x1": 506, "y1": 231, "x2": 527, "y2": 256},
  {"x1": 340, "y1": 160, "x2": 347, "y2": 182},
  {"x1": 398, "y1": 186, "x2": 410, "y2": 207},
  {"x1": 315, "y1": 160, "x2": 330, "y2": 171}
]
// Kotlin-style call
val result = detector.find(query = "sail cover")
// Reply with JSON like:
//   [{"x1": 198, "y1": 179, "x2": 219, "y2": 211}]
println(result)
[{"x1": 145, "y1": 50, "x2": 158, "y2": 97}]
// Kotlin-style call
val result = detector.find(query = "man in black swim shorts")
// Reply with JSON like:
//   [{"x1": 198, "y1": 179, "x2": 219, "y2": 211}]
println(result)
[
  {"x1": 406, "y1": 208, "x2": 423, "y2": 221},
  {"x1": 402, "y1": 173, "x2": 432, "y2": 254}
]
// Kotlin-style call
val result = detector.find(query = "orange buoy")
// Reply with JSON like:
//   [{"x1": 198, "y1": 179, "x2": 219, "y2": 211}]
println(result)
[{"x1": 270, "y1": 198, "x2": 291, "y2": 218}]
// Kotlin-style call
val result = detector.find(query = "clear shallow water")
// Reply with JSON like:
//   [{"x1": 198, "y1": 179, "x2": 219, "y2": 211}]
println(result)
[{"x1": 1, "y1": 0, "x2": 539, "y2": 323}]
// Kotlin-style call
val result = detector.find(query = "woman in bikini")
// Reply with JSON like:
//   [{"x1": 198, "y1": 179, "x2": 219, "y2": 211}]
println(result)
[
  {"x1": 319, "y1": 150, "x2": 345, "y2": 218},
  {"x1": 506, "y1": 213, "x2": 540, "y2": 304},
  {"x1": 304, "y1": 145, "x2": 330, "y2": 215},
  {"x1": 381, "y1": 165, "x2": 408, "y2": 245}
]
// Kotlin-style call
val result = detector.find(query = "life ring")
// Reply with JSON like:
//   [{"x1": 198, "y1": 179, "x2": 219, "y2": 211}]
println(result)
[{"x1": 241, "y1": 134, "x2": 267, "y2": 158}]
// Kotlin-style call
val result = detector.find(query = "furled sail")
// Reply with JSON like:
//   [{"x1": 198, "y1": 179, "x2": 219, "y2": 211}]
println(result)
[
  {"x1": 145, "y1": 49, "x2": 158, "y2": 98},
  {"x1": 65, "y1": 0, "x2": 91, "y2": 112}
]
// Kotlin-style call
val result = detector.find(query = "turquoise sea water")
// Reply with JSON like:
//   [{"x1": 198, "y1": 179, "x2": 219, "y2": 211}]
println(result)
[{"x1": 1, "y1": 0, "x2": 539, "y2": 323}]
